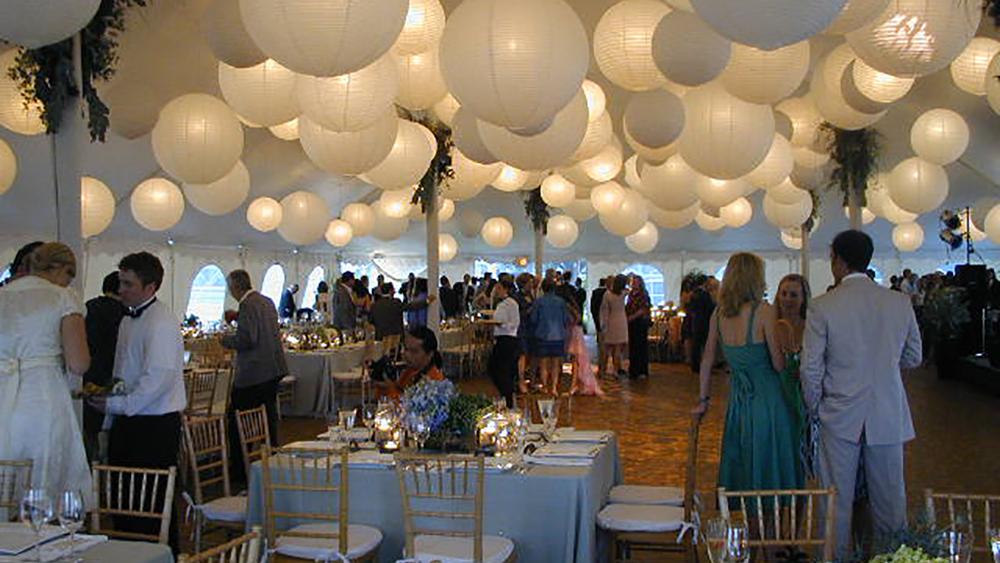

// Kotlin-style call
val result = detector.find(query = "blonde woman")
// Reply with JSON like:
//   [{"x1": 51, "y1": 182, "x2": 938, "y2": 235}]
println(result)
[{"x1": 692, "y1": 253, "x2": 803, "y2": 494}]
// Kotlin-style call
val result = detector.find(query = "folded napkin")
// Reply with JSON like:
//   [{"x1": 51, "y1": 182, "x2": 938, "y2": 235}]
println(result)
[
  {"x1": 347, "y1": 450, "x2": 394, "y2": 468},
  {"x1": 523, "y1": 455, "x2": 593, "y2": 467},
  {"x1": 316, "y1": 428, "x2": 373, "y2": 441},
  {"x1": 0, "y1": 533, "x2": 107, "y2": 562},
  {"x1": 531, "y1": 442, "x2": 602, "y2": 459},
  {"x1": 284, "y1": 440, "x2": 341, "y2": 451},
  {"x1": 551, "y1": 429, "x2": 612, "y2": 443}
]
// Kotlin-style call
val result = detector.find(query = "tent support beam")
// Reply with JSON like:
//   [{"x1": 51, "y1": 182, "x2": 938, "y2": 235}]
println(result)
[
  {"x1": 53, "y1": 34, "x2": 85, "y2": 293},
  {"x1": 534, "y1": 228, "x2": 543, "y2": 280},
  {"x1": 426, "y1": 183, "x2": 440, "y2": 334}
]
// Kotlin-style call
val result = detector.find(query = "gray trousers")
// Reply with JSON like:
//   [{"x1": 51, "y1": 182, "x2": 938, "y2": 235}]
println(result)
[{"x1": 818, "y1": 426, "x2": 908, "y2": 559}]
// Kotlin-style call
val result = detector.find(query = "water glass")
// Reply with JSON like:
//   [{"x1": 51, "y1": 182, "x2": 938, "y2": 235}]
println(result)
[
  {"x1": 941, "y1": 530, "x2": 973, "y2": 563},
  {"x1": 57, "y1": 490, "x2": 85, "y2": 561},
  {"x1": 339, "y1": 409, "x2": 357, "y2": 431},
  {"x1": 19, "y1": 488, "x2": 53, "y2": 562},
  {"x1": 724, "y1": 522, "x2": 750, "y2": 563},
  {"x1": 702, "y1": 517, "x2": 728, "y2": 563},
  {"x1": 537, "y1": 399, "x2": 557, "y2": 437},
  {"x1": 988, "y1": 527, "x2": 999, "y2": 563}
]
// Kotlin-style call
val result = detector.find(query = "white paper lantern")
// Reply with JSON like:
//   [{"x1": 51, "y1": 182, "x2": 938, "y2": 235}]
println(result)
[
  {"x1": 182, "y1": 160, "x2": 251, "y2": 216},
  {"x1": 363, "y1": 120, "x2": 436, "y2": 190},
  {"x1": 910, "y1": 108, "x2": 969, "y2": 166},
  {"x1": 625, "y1": 221, "x2": 659, "y2": 253},
  {"x1": 624, "y1": 89, "x2": 686, "y2": 150},
  {"x1": 846, "y1": 0, "x2": 981, "y2": 77},
  {"x1": 879, "y1": 190, "x2": 919, "y2": 224},
  {"x1": 379, "y1": 189, "x2": 415, "y2": 219},
  {"x1": 747, "y1": 134, "x2": 794, "y2": 189},
  {"x1": 679, "y1": 83, "x2": 775, "y2": 180},
  {"x1": 840, "y1": 62, "x2": 892, "y2": 114},
  {"x1": 0, "y1": 50, "x2": 45, "y2": 136},
  {"x1": 591, "y1": 181, "x2": 627, "y2": 216},
  {"x1": 395, "y1": 48, "x2": 448, "y2": 111},
  {"x1": 781, "y1": 231, "x2": 803, "y2": 250},
  {"x1": 650, "y1": 202, "x2": 699, "y2": 229},
  {"x1": 951, "y1": 38, "x2": 1000, "y2": 96},
  {"x1": 240, "y1": 0, "x2": 408, "y2": 77},
  {"x1": 431, "y1": 93, "x2": 461, "y2": 128},
  {"x1": 720, "y1": 197, "x2": 753, "y2": 228},
  {"x1": 490, "y1": 164, "x2": 527, "y2": 192},
  {"x1": 571, "y1": 111, "x2": 614, "y2": 162},
  {"x1": 788, "y1": 160, "x2": 830, "y2": 192},
  {"x1": 151, "y1": 93, "x2": 244, "y2": 184},
  {"x1": 823, "y1": 0, "x2": 890, "y2": 34},
  {"x1": 768, "y1": 178, "x2": 810, "y2": 205},
  {"x1": 451, "y1": 108, "x2": 498, "y2": 165},
  {"x1": 370, "y1": 200, "x2": 411, "y2": 241},
  {"x1": 985, "y1": 206, "x2": 1000, "y2": 244},
  {"x1": 593, "y1": 0, "x2": 671, "y2": 92},
  {"x1": 432, "y1": 233, "x2": 458, "y2": 262},
  {"x1": 842, "y1": 205, "x2": 876, "y2": 225},
  {"x1": 624, "y1": 155, "x2": 643, "y2": 190},
  {"x1": 247, "y1": 197, "x2": 283, "y2": 232},
  {"x1": 296, "y1": 56, "x2": 398, "y2": 133},
  {"x1": 887, "y1": 157, "x2": 948, "y2": 215},
  {"x1": 961, "y1": 215, "x2": 987, "y2": 243},
  {"x1": 625, "y1": 130, "x2": 678, "y2": 167},
  {"x1": 339, "y1": 203, "x2": 374, "y2": 237},
  {"x1": 325, "y1": 219, "x2": 354, "y2": 247},
  {"x1": 776, "y1": 96, "x2": 822, "y2": 148},
  {"x1": 393, "y1": 0, "x2": 446, "y2": 56},
  {"x1": 481, "y1": 216, "x2": 514, "y2": 248},
  {"x1": 131, "y1": 178, "x2": 184, "y2": 232},
  {"x1": 638, "y1": 154, "x2": 700, "y2": 211},
  {"x1": 218, "y1": 60, "x2": 298, "y2": 127},
  {"x1": 201, "y1": 0, "x2": 267, "y2": 68},
  {"x1": 988, "y1": 53, "x2": 1000, "y2": 115},
  {"x1": 276, "y1": 191, "x2": 331, "y2": 245},
  {"x1": 81, "y1": 177, "x2": 115, "y2": 238},
  {"x1": 721, "y1": 41, "x2": 810, "y2": 105},
  {"x1": 972, "y1": 197, "x2": 1000, "y2": 231},
  {"x1": 269, "y1": 118, "x2": 300, "y2": 141},
  {"x1": 763, "y1": 191, "x2": 813, "y2": 229},
  {"x1": 0, "y1": 0, "x2": 100, "y2": 48},
  {"x1": 440, "y1": 0, "x2": 588, "y2": 131},
  {"x1": 546, "y1": 215, "x2": 579, "y2": 248},
  {"x1": 695, "y1": 175, "x2": 749, "y2": 208},
  {"x1": 582, "y1": 80, "x2": 607, "y2": 122},
  {"x1": 298, "y1": 112, "x2": 397, "y2": 176},
  {"x1": 690, "y1": 0, "x2": 846, "y2": 50},
  {"x1": 581, "y1": 139, "x2": 624, "y2": 183},
  {"x1": 458, "y1": 208, "x2": 485, "y2": 238},
  {"x1": 695, "y1": 209, "x2": 726, "y2": 231},
  {"x1": 0, "y1": 137, "x2": 15, "y2": 194},
  {"x1": 599, "y1": 189, "x2": 649, "y2": 237},
  {"x1": 562, "y1": 198, "x2": 598, "y2": 222},
  {"x1": 892, "y1": 222, "x2": 924, "y2": 252},
  {"x1": 850, "y1": 58, "x2": 914, "y2": 103},
  {"x1": 810, "y1": 52, "x2": 887, "y2": 131},
  {"x1": 478, "y1": 90, "x2": 589, "y2": 171},
  {"x1": 444, "y1": 149, "x2": 501, "y2": 201},
  {"x1": 652, "y1": 10, "x2": 731, "y2": 87},
  {"x1": 541, "y1": 174, "x2": 576, "y2": 208},
  {"x1": 792, "y1": 147, "x2": 830, "y2": 170}
]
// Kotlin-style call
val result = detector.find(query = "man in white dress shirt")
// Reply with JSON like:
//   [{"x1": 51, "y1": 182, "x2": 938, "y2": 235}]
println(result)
[
  {"x1": 488, "y1": 279, "x2": 520, "y2": 407},
  {"x1": 802, "y1": 231, "x2": 922, "y2": 558}
]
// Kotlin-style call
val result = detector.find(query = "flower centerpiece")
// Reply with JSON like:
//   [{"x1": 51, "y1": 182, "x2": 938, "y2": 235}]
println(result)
[
  {"x1": 400, "y1": 379, "x2": 497, "y2": 452},
  {"x1": 870, "y1": 545, "x2": 947, "y2": 563}
]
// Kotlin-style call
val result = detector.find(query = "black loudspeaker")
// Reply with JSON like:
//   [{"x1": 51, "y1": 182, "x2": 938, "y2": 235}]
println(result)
[{"x1": 956, "y1": 264, "x2": 988, "y2": 308}]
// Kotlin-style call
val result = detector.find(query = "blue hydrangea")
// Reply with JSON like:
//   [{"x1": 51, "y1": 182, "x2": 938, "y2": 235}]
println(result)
[{"x1": 402, "y1": 379, "x2": 456, "y2": 433}]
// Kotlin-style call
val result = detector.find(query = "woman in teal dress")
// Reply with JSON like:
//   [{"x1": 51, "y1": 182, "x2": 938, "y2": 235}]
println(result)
[
  {"x1": 775, "y1": 274, "x2": 813, "y2": 479},
  {"x1": 692, "y1": 253, "x2": 804, "y2": 494}
]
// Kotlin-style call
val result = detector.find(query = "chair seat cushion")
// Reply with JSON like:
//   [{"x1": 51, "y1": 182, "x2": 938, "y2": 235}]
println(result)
[
  {"x1": 597, "y1": 503, "x2": 687, "y2": 532},
  {"x1": 332, "y1": 370, "x2": 363, "y2": 381},
  {"x1": 412, "y1": 534, "x2": 515, "y2": 563},
  {"x1": 275, "y1": 523, "x2": 382, "y2": 560},
  {"x1": 280, "y1": 374, "x2": 297, "y2": 385},
  {"x1": 200, "y1": 495, "x2": 247, "y2": 522},
  {"x1": 608, "y1": 485, "x2": 684, "y2": 506}
]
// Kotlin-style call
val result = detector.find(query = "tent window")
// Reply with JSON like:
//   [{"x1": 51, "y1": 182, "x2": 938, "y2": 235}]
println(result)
[
  {"x1": 301, "y1": 266, "x2": 325, "y2": 309},
  {"x1": 261, "y1": 264, "x2": 285, "y2": 307},
  {"x1": 623, "y1": 263, "x2": 666, "y2": 307},
  {"x1": 186, "y1": 265, "x2": 227, "y2": 325},
  {"x1": 0, "y1": 266, "x2": 10, "y2": 285}
]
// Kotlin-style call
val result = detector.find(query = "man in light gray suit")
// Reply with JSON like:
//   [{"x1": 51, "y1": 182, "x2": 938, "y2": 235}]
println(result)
[{"x1": 803, "y1": 230, "x2": 922, "y2": 558}]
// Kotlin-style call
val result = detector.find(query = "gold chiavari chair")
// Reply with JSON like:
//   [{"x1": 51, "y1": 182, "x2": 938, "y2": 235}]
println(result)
[
  {"x1": 276, "y1": 373, "x2": 297, "y2": 420},
  {"x1": 185, "y1": 369, "x2": 220, "y2": 417},
  {"x1": 181, "y1": 415, "x2": 247, "y2": 552},
  {"x1": 90, "y1": 464, "x2": 177, "y2": 545},
  {"x1": 235, "y1": 406, "x2": 271, "y2": 484},
  {"x1": 925, "y1": 489, "x2": 1000, "y2": 555},
  {"x1": 178, "y1": 526, "x2": 262, "y2": 563},
  {"x1": 440, "y1": 323, "x2": 474, "y2": 380},
  {"x1": 717, "y1": 487, "x2": 837, "y2": 562},
  {"x1": 395, "y1": 453, "x2": 516, "y2": 563},
  {"x1": 209, "y1": 368, "x2": 234, "y2": 417},
  {"x1": 0, "y1": 460, "x2": 32, "y2": 521},
  {"x1": 261, "y1": 446, "x2": 382, "y2": 561}
]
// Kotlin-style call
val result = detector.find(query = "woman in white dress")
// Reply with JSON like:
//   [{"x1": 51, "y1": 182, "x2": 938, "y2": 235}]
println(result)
[{"x1": 0, "y1": 242, "x2": 92, "y2": 501}]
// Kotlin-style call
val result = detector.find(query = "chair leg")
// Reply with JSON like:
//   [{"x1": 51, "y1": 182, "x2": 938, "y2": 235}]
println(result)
[{"x1": 194, "y1": 512, "x2": 202, "y2": 553}]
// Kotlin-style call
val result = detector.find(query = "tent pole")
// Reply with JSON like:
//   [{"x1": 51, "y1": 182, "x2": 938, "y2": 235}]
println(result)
[
  {"x1": 426, "y1": 185, "x2": 440, "y2": 334},
  {"x1": 800, "y1": 226, "x2": 810, "y2": 283},
  {"x1": 53, "y1": 33, "x2": 85, "y2": 293},
  {"x1": 534, "y1": 228, "x2": 544, "y2": 280}
]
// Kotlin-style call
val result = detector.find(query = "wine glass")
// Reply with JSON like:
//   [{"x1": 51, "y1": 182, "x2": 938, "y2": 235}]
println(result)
[
  {"x1": 339, "y1": 409, "x2": 357, "y2": 434},
  {"x1": 20, "y1": 488, "x2": 53, "y2": 562},
  {"x1": 988, "y1": 527, "x2": 999, "y2": 563},
  {"x1": 941, "y1": 530, "x2": 973, "y2": 563},
  {"x1": 724, "y1": 522, "x2": 750, "y2": 563},
  {"x1": 702, "y1": 518, "x2": 728, "y2": 563},
  {"x1": 361, "y1": 403, "x2": 376, "y2": 439},
  {"x1": 537, "y1": 399, "x2": 558, "y2": 439},
  {"x1": 57, "y1": 490, "x2": 85, "y2": 562}
]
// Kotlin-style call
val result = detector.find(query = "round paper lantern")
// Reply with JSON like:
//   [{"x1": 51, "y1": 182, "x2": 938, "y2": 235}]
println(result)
[
  {"x1": 370, "y1": 201, "x2": 410, "y2": 241},
  {"x1": 679, "y1": 83, "x2": 775, "y2": 180},
  {"x1": 364, "y1": 120, "x2": 436, "y2": 190},
  {"x1": 789, "y1": 160, "x2": 830, "y2": 192},
  {"x1": 721, "y1": 41, "x2": 810, "y2": 105},
  {"x1": 444, "y1": 148, "x2": 501, "y2": 201},
  {"x1": 562, "y1": 198, "x2": 598, "y2": 222},
  {"x1": 440, "y1": 0, "x2": 588, "y2": 131},
  {"x1": 593, "y1": 0, "x2": 671, "y2": 92},
  {"x1": 850, "y1": 58, "x2": 914, "y2": 103},
  {"x1": 325, "y1": 219, "x2": 354, "y2": 247},
  {"x1": 768, "y1": 178, "x2": 810, "y2": 205},
  {"x1": 985, "y1": 206, "x2": 1000, "y2": 244},
  {"x1": 599, "y1": 189, "x2": 649, "y2": 237},
  {"x1": 846, "y1": 0, "x2": 981, "y2": 77},
  {"x1": 0, "y1": 0, "x2": 100, "y2": 48},
  {"x1": 240, "y1": 0, "x2": 408, "y2": 77},
  {"x1": 458, "y1": 208, "x2": 485, "y2": 237},
  {"x1": 492, "y1": 164, "x2": 528, "y2": 192},
  {"x1": 295, "y1": 56, "x2": 399, "y2": 133},
  {"x1": 182, "y1": 160, "x2": 250, "y2": 216},
  {"x1": 792, "y1": 147, "x2": 830, "y2": 170},
  {"x1": 695, "y1": 209, "x2": 726, "y2": 231},
  {"x1": 151, "y1": 93, "x2": 244, "y2": 184},
  {"x1": 131, "y1": 178, "x2": 184, "y2": 232},
  {"x1": 340, "y1": 203, "x2": 375, "y2": 237},
  {"x1": 690, "y1": 0, "x2": 846, "y2": 50},
  {"x1": 395, "y1": 48, "x2": 448, "y2": 110},
  {"x1": 823, "y1": 0, "x2": 892, "y2": 35},
  {"x1": 581, "y1": 139, "x2": 623, "y2": 183},
  {"x1": 478, "y1": 89, "x2": 589, "y2": 171},
  {"x1": 625, "y1": 130, "x2": 678, "y2": 167},
  {"x1": 541, "y1": 174, "x2": 576, "y2": 208},
  {"x1": 763, "y1": 191, "x2": 813, "y2": 229},
  {"x1": 781, "y1": 231, "x2": 803, "y2": 250},
  {"x1": 747, "y1": 134, "x2": 794, "y2": 189},
  {"x1": 910, "y1": 108, "x2": 969, "y2": 166},
  {"x1": 298, "y1": 112, "x2": 397, "y2": 176},
  {"x1": 988, "y1": 53, "x2": 1000, "y2": 115},
  {"x1": 201, "y1": 0, "x2": 267, "y2": 68},
  {"x1": 776, "y1": 96, "x2": 822, "y2": 148},
  {"x1": 0, "y1": 137, "x2": 15, "y2": 194},
  {"x1": 546, "y1": 215, "x2": 579, "y2": 248},
  {"x1": 481, "y1": 216, "x2": 514, "y2": 248},
  {"x1": 951, "y1": 38, "x2": 1000, "y2": 96},
  {"x1": 451, "y1": 108, "x2": 498, "y2": 165},
  {"x1": 652, "y1": 10, "x2": 731, "y2": 87},
  {"x1": 972, "y1": 197, "x2": 999, "y2": 231},
  {"x1": 591, "y1": 181, "x2": 626, "y2": 216},
  {"x1": 892, "y1": 222, "x2": 924, "y2": 252},
  {"x1": 218, "y1": 59, "x2": 298, "y2": 126},
  {"x1": 638, "y1": 154, "x2": 700, "y2": 211},
  {"x1": 625, "y1": 221, "x2": 659, "y2": 253},
  {"x1": 842, "y1": 205, "x2": 876, "y2": 224},
  {"x1": 393, "y1": 0, "x2": 446, "y2": 56},
  {"x1": 277, "y1": 191, "x2": 330, "y2": 245},
  {"x1": 624, "y1": 89, "x2": 686, "y2": 150},
  {"x1": 695, "y1": 175, "x2": 749, "y2": 208},
  {"x1": 811, "y1": 58, "x2": 886, "y2": 131},
  {"x1": 720, "y1": 197, "x2": 753, "y2": 228},
  {"x1": 378, "y1": 189, "x2": 415, "y2": 219},
  {"x1": 247, "y1": 197, "x2": 283, "y2": 232},
  {"x1": 879, "y1": 191, "x2": 919, "y2": 224},
  {"x1": 431, "y1": 94, "x2": 460, "y2": 128},
  {"x1": 582, "y1": 80, "x2": 607, "y2": 122},
  {"x1": 236, "y1": 114, "x2": 262, "y2": 128},
  {"x1": 650, "y1": 202, "x2": 699, "y2": 229},
  {"x1": 571, "y1": 110, "x2": 614, "y2": 162},
  {"x1": 624, "y1": 155, "x2": 643, "y2": 190},
  {"x1": 839, "y1": 61, "x2": 892, "y2": 114},
  {"x1": 888, "y1": 157, "x2": 948, "y2": 214},
  {"x1": 0, "y1": 50, "x2": 45, "y2": 136},
  {"x1": 437, "y1": 233, "x2": 459, "y2": 262},
  {"x1": 961, "y1": 215, "x2": 987, "y2": 243},
  {"x1": 81, "y1": 177, "x2": 115, "y2": 238},
  {"x1": 269, "y1": 118, "x2": 300, "y2": 141}
]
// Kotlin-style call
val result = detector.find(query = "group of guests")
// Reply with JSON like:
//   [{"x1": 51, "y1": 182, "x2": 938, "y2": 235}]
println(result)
[{"x1": 590, "y1": 273, "x2": 654, "y2": 381}]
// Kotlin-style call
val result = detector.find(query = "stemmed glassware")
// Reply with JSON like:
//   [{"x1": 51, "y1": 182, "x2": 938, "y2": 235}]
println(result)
[
  {"x1": 361, "y1": 403, "x2": 376, "y2": 440},
  {"x1": 723, "y1": 520, "x2": 750, "y2": 563},
  {"x1": 940, "y1": 530, "x2": 973, "y2": 563},
  {"x1": 537, "y1": 399, "x2": 558, "y2": 439},
  {"x1": 19, "y1": 488, "x2": 53, "y2": 563},
  {"x1": 702, "y1": 517, "x2": 728, "y2": 563},
  {"x1": 57, "y1": 490, "x2": 85, "y2": 562}
]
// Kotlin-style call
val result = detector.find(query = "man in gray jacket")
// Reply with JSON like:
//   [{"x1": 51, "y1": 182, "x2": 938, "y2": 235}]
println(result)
[{"x1": 803, "y1": 230, "x2": 922, "y2": 558}]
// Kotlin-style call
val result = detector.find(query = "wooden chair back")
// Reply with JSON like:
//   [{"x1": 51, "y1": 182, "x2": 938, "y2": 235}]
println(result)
[
  {"x1": 925, "y1": 489, "x2": 1000, "y2": 554},
  {"x1": 395, "y1": 453, "x2": 486, "y2": 562},
  {"x1": 182, "y1": 415, "x2": 232, "y2": 505},
  {"x1": 185, "y1": 369, "x2": 219, "y2": 416},
  {"x1": 0, "y1": 460, "x2": 32, "y2": 521},
  {"x1": 717, "y1": 487, "x2": 837, "y2": 562},
  {"x1": 261, "y1": 446, "x2": 350, "y2": 554},
  {"x1": 178, "y1": 526, "x2": 262, "y2": 563},
  {"x1": 90, "y1": 464, "x2": 177, "y2": 545},
  {"x1": 683, "y1": 413, "x2": 702, "y2": 522},
  {"x1": 235, "y1": 405, "x2": 271, "y2": 480},
  {"x1": 210, "y1": 368, "x2": 234, "y2": 417}
]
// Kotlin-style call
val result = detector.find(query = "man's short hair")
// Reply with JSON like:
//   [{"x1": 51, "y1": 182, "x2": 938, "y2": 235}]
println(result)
[
  {"x1": 118, "y1": 251, "x2": 164, "y2": 289},
  {"x1": 227, "y1": 269, "x2": 252, "y2": 292},
  {"x1": 341, "y1": 271, "x2": 355, "y2": 283},
  {"x1": 101, "y1": 271, "x2": 121, "y2": 295},
  {"x1": 831, "y1": 230, "x2": 874, "y2": 273}
]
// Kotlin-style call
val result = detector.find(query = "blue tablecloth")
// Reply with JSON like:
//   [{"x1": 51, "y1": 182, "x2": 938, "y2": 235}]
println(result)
[{"x1": 246, "y1": 437, "x2": 622, "y2": 562}]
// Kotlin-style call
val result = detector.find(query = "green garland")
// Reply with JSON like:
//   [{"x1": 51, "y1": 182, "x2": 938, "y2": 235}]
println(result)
[
  {"x1": 400, "y1": 108, "x2": 454, "y2": 213},
  {"x1": 8, "y1": 0, "x2": 146, "y2": 142},
  {"x1": 820, "y1": 123, "x2": 881, "y2": 210},
  {"x1": 523, "y1": 187, "x2": 549, "y2": 234}
]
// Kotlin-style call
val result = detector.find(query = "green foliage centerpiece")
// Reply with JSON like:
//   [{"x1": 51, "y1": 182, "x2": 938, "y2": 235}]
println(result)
[{"x1": 401, "y1": 378, "x2": 494, "y2": 452}]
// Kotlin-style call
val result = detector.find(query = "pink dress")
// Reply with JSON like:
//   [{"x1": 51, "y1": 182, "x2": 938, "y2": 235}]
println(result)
[{"x1": 567, "y1": 325, "x2": 604, "y2": 396}]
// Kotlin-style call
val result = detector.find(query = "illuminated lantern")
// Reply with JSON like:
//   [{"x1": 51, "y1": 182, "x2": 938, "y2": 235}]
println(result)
[
  {"x1": 781, "y1": 230, "x2": 803, "y2": 250},
  {"x1": 695, "y1": 209, "x2": 726, "y2": 231},
  {"x1": 438, "y1": 233, "x2": 459, "y2": 261},
  {"x1": 593, "y1": 0, "x2": 671, "y2": 91},
  {"x1": 721, "y1": 41, "x2": 810, "y2": 105},
  {"x1": 650, "y1": 202, "x2": 700, "y2": 229},
  {"x1": 762, "y1": 190, "x2": 813, "y2": 229},
  {"x1": 695, "y1": 175, "x2": 749, "y2": 209},
  {"x1": 182, "y1": 160, "x2": 251, "y2": 216},
  {"x1": 151, "y1": 93, "x2": 244, "y2": 184},
  {"x1": 910, "y1": 108, "x2": 969, "y2": 166},
  {"x1": 582, "y1": 80, "x2": 607, "y2": 122},
  {"x1": 492, "y1": 164, "x2": 528, "y2": 192},
  {"x1": 580, "y1": 138, "x2": 624, "y2": 183},
  {"x1": 81, "y1": 177, "x2": 115, "y2": 238},
  {"x1": 767, "y1": 178, "x2": 810, "y2": 205},
  {"x1": 432, "y1": 93, "x2": 461, "y2": 127},
  {"x1": 0, "y1": 50, "x2": 45, "y2": 135},
  {"x1": 591, "y1": 181, "x2": 626, "y2": 216},
  {"x1": 887, "y1": 157, "x2": 948, "y2": 214},
  {"x1": 218, "y1": 59, "x2": 299, "y2": 126},
  {"x1": 370, "y1": 201, "x2": 410, "y2": 241},
  {"x1": 546, "y1": 215, "x2": 579, "y2": 248},
  {"x1": 341, "y1": 203, "x2": 375, "y2": 237},
  {"x1": 599, "y1": 189, "x2": 649, "y2": 237},
  {"x1": 393, "y1": 0, "x2": 446, "y2": 56},
  {"x1": 445, "y1": 148, "x2": 502, "y2": 201},
  {"x1": 395, "y1": 47, "x2": 448, "y2": 110},
  {"x1": 842, "y1": 206, "x2": 876, "y2": 225},
  {"x1": 571, "y1": 110, "x2": 614, "y2": 162},
  {"x1": 268, "y1": 118, "x2": 299, "y2": 141},
  {"x1": 823, "y1": 0, "x2": 892, "y2": 35},
  {"x1": 481, "y1": 216, "x2": 514, "y2": 247},
  {"x1": 988, "y1": 53, "x2": 1000, "y2": 115},
  {"x1": 131, "y1": 178, "x2": 184, "y2": 232},
  {"x1": 364, "y1": 119, "x2": 436, "y2": 191},
  {"x1": 775, "y1": 96, "x2": 823, "y2": 148},
  {"x1": 0, "y1": 137, "x2": 16, "y2": 194},
  {"x1": 638, "y1": 154, "x2": 700, "y2": 211},
  {"x1": 478, "y1": 90, "x2": 589, "y2": 171},
  {"x1": 325, "y1": 220, "x2": 354, "y2": 247},
  {"x1": 295, "y1": 56, "x2": 399, "y2": 133},
  {"x1": 984, "y1": 206, "x2": 1000, "y2": 244},
  {"x1": 850, "y1": 58, "x2": 914, "y2": 103},
  {"x1": 690, "y1": 0, "x2": 846, "y2": 50},
  {"x1": 972, "y1": 197, "x2": 1000, "y2": 231},
  {"x1": 247, "y1": 197, "x2": 283, "y2": 232},
  {"x1": 625, "y1": 221, "x2": 659, "y2": 253},
  {"x1": 277, "y1": 191, "x2": 330, "y2": 245},
  {"x1": 892, "y1": 222, "x2": 924, "y2": 252},
  {"x1": 746, "y1": 134, "x2": 794, "y2": 189},
  {"x1": 298, "y1": 112, "x2": 398, "y2": 176},
  {"x1": 541, "y1": 174, "x2": 576, "y2": 208},
  {"x1": 562, "y1": 199, "x2": 598, "y2": 222},
  {"x1": 379, "y1": 189, "x2": 415, "y2": 219},
  {"x1": 950, "y1": 38, "x2": 1000, "y2": 96},
  {"x1": 720, "y1": 197, "x2": 753, "y2": 228}
]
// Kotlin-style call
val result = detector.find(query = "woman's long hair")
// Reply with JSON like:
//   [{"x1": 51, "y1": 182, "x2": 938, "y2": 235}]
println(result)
[
  {"x1": 776, "y1": 274, "x2": 810, "y2": 321},
  {"x1": 718, "y1": 253, "x2": 766, "y2": 318}
]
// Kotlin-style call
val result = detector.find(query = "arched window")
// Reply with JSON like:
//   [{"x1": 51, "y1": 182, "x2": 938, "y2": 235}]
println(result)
[
  {"x1": 623, "y1": 263, "x2": 666, "y2": 306},
  {"x1": 714, "y1": 265, "x2": 727, "y2": 281},
  {"x1": 301, "y1": 266, "x2": 325, "y2": 309},
  {"x1": 186, "y1": 265, "x2": 227, "y2": 325},
  {"x1": 261, "y1": 264, "x2": 286, "y2": 307}
]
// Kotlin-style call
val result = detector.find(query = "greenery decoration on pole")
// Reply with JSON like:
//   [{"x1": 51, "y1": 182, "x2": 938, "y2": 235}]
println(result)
[
  {"x1": 523, "y1": 187, "x2": 549, "y2": 235},
  {"x1": 820, "y1": 123, "x2": 881, "y2": 230}
]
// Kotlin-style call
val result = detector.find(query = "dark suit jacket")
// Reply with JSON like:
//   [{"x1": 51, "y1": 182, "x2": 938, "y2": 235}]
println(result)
[
  {"x1": 440, "y1": 286, "x2": 459, "y2": 318},
  {"x1": 83, "y1": 296, "x2": 125, "y2": 386},
  {"x1": 222, "y1": 291, "x2": 289, "y2": 388},
  {"x1": 590, "y1": 287, "x2": 607, "y2": 332},
  {"x1": 332, "y1": 283, "x2": 357, "y2": 330},
  {"x1": 278, "y1": 288, "x2": 296, "y2": 320},
  {"x1": 371, "y1": 296, "x2": 404, "y2": 339}
]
